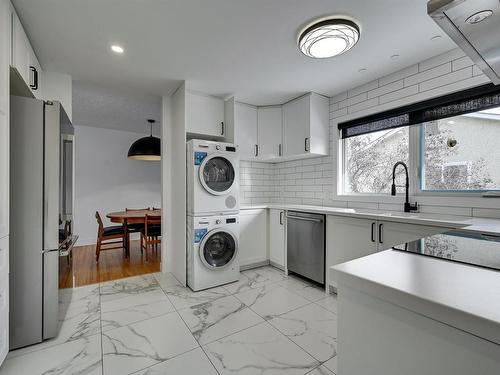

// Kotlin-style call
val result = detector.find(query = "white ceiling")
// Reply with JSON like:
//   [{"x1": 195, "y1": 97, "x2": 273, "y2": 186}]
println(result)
[
  {"x1": 72, "y1": 81, "x2": 162, "y2": 134},
  {"x1": 13, "y1": 0, "x2": 456, "y2": 106}
]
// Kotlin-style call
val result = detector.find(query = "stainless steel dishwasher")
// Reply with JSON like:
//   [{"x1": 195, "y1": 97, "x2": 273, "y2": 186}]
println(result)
[{"x1": 286, "y1": 211, "x2": 325, "y2": 284}]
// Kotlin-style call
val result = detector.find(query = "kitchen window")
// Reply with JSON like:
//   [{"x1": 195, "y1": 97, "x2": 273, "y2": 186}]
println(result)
[
  {"x1": 338, "y1": 84, "x2": 500, "y2": 196},
  {"x1": 343, "y1": 127, "x2": 409, "y2": 194}
]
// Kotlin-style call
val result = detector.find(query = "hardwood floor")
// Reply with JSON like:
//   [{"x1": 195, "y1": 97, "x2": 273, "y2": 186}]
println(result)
[{"x1": 59, "y1": 240, "x2": 161, "y2": 289}]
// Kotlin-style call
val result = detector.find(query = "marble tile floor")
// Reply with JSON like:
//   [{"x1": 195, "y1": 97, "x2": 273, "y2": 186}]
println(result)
[{"x1": 0, "y1": 266, "x2": 338, "y2": 375}]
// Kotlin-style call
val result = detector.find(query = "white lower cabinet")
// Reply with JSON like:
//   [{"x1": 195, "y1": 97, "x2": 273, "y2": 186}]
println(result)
[
  {"x1": 0, "y1": 236, "x2": 8, "y2": 365},
  {"x1": 239, "y1": 209, "x2": 268, "y2": 268},
  {"x1": 326, "y1": 215, "x2": 450, "y2": 288},
  {"x1": 269, "y1": 209, "x2": 285, "y2": 268}
]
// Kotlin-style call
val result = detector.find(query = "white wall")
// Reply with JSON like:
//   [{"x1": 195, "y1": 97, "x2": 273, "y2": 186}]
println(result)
[
  {"x1": 240, "y1": 48, "x2": 500, "y2": 218},
  {"x1": 161, "y1": 84, "x2": 187, "y2": 284},
  {"x1": 74, "y1": 125, "x2": 161, "y2": 245}
]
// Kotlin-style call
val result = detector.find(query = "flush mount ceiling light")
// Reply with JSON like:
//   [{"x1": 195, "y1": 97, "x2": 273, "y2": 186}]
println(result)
[
  {"x1": 111, "y1": 45, "x2": 124, "y2": 54},
  {"x1": 298, "y1": 17, "x2": 360, "y2": 59},
  {"x1": 128, "y1": 119, "x2": 161, "y2": 161}
]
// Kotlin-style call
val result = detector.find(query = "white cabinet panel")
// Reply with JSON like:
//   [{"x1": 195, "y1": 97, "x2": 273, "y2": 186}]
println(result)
[
  {"x1": 269, "y1": 209, "x2": 285, "y2": 268},
  {"x1": 28, "y1": 44, "x2": 42, "y2": 98},
  {"x1": 234, "y1": 102, "x2": 258, "y2": 161},
  {"x1": 11, "y1": 11, "x2": 30, "y2": 86},
  {"x1": 377, "y1": 220, "x2": 449, "y2": 250},
  {"x1": 0, "y1": 113, "x2": 8, "y2": 238},
  {"x1": 257, "y1": 106, "x2": 282, "y2": 160},
  {"x1": 326, "y1": 216, "x2": 378, "y2": 287},
  {"x1": 282, "y1": 93, "x2": 329, "y2": 159},
  {"x1": 283, "y1": 95, "x2": 309, "y2": 157},
  {"x1": 0, "y1": 0, "x2": 9, "y2": 113},
  {"x1": 186, "y1": 91, "x2": 225, "y2": 138},
  {"x1": 239, "y1": 209, "x2": 267, "y2": 268}
]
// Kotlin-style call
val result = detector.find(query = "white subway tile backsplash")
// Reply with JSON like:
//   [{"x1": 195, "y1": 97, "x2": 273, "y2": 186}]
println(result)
[
  {"x1": 452, "y1": 56, "x2": 474, "y2": 71},
  {"x1": 418, "y1": 48, "x2": 465, "y2": 72},
  {"x1": 379, "y1": 84, "x2": 419, "y2": 105},
  {"x1": 348, "y1": 80, "x2": 379, "y2": 98},
  {"x1": 367, "y1": 80, "x2": 404, "y2": 99},
  {"x1": 419, "y1": 66, "x2": 472, "y2": 92},
  {"x1": 379, "y1": 64, "x2": 419, "y2": 86},
  {"x1": 404, "y1": 62, "x2": 452, "y2": 87},
  {"x1": 331, "y1": 91, "x2": 348, "y2": 104},
  {"x1": 348, "y1": 97, "x2": 379, "y2": 114},
  {"x1": 472, "y1": 208, "x2": 500, "y2": 219}
]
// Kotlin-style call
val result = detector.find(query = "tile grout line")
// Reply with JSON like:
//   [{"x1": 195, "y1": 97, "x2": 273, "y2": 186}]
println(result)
[{"x1": 99, "y1": 280, "x2": 105, "y2": 375}]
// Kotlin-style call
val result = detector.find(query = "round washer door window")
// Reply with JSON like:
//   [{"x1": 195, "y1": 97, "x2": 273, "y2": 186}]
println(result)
[
  {"x1": 199, "y1": 230, "x2": 237, "y2": 269},
  {"x1": 199, "y1": 156, "x2": 235, "y2": 195}
]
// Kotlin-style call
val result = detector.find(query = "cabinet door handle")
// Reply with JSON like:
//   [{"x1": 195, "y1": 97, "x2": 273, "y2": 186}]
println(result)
[
  {"x1": 378, "y1": 223, "x2": 383, "y2": 244},
  {"x1": 220, "y1": 122, "x2": 225, "y2": 135},
  {"x1": 254, "y1": 144, "x2": 259, "y2": 157},
  {"x1": 304, "y1": 137, "x2": 309, "y2": 152},
  {"x1": 279, "y1": 211, "x2": 284, "y2": 225},
  {"x1": 29, "y1": 66, "x2": 38, "y2": 90},
  {"x1": 278, "y1": 144, "x2": 282, "y2": 157},
  {"x1": 371, "y1": 222, "x2": 375, "y2": 242}
]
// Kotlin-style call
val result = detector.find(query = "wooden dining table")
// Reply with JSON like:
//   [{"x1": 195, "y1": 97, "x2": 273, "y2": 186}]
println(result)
[{"x1": 107, "y1": 209, "x2": 161, "y2": 257}]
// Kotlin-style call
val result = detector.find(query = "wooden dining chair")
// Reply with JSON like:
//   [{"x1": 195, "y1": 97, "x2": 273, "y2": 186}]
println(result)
[
  {"x1": 125, "y1": 207, "x2": 151, "y2": 251},
  {"x1": 95, "y1": 211, "x2": 126, "y2": 262},
  {"x1": 141, "y1": 214, "x2": 161, "y2": 261}
]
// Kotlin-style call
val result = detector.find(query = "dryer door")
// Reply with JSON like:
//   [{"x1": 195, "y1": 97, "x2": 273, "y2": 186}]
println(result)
[
  {"x1": 199, "y1": 154, "x2": 235, "y2": 196},
  {"x1": 199, "y1": 229, "x2": 238, "y2": 269}
]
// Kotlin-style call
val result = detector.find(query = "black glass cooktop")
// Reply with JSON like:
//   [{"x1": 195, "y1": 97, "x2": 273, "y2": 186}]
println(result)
[{"x1": 392, "y1": 230, "x2": 500, "y2": 272}]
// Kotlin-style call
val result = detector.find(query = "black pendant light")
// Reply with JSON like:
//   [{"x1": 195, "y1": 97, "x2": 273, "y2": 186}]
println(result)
[{"x1": 128, "y1": 119, "x2": 161, "y2": 161}]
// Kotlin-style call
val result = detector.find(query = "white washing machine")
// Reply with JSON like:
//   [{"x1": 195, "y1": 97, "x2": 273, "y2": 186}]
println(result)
[
  {"x1": 187, "y1": 213, "x2": 240, "y2": 291},
  {"x1": 187, "y1": 139, "x2": 239, "y2": 216}
]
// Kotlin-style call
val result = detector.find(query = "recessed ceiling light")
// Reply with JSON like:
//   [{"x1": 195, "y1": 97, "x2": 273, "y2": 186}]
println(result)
[
  {"x1": 430, "y1": 35, "x2": 442, "y2": 42},
  {"x1": 298, "y1": 17, "x2": 360, "y2": 59},
  {"x1": 465, "y1": 10, "x2": 493, "y2": 24},
  {"x1": 111, "y1": 45, "x2": 124, "y2": 54},
  {"x1": 390, "y1": 54, "x2": 400, "y2": 60},
  {"x1": 358, "y1": 68, "x2": 368, "y2": 73}
]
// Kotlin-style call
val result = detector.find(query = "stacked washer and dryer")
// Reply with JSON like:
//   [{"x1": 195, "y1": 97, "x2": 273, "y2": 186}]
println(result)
[{"x1": 186, "y1": 139, "x2": 240, "y2": 291}]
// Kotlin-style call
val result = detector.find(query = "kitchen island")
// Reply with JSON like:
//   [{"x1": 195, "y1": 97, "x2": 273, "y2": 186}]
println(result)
[{"x1": 331, "y1": 231, "x2": 500, "y2": 375}]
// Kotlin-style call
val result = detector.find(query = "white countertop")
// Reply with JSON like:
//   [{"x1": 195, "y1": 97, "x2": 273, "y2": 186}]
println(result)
[
  {"x1": 240, "y1": 204, "x2": 500, "y2": 235},
  {"x1": 331, "y1": 249, "x2": 500, "y2": 345}
]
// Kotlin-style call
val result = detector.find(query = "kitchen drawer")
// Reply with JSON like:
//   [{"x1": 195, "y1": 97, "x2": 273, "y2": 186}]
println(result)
[{"x1": 0, "y1": 236, "x2": 8, "y2": 275}]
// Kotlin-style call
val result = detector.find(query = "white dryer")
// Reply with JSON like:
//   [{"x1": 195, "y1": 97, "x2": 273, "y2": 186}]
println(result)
[
  {"x1": 187, "y1": 213, "x2": 239, "y2": 291},
  {"x1": 187, "y1": 139, "x2": 239, "y2": 215}
]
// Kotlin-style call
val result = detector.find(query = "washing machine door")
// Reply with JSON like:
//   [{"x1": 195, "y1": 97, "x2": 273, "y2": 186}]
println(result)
[
  {"x1": 199, "y1": 154, "x2": 235, "y2": 196},
  {"x1": 199, "y1": 229, "x2": 238, "y2": 269}
]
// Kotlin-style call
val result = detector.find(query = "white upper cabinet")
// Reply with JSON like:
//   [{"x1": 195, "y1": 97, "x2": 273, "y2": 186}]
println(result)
[
  {"x1": 283, "y1": 93, "x2": 329, "y2": 159},
  {"x1": 0, "y1": 0, "x2": 9, "y2": 113},
  {"x1": 186, "y1": 91, "x2": 225, "y2": 139},
  {"x1": 28, "y1": 44, "x2": 42, "y2": 98},
  {"x1": 0, "y1": 0, "x2": 9, "y2": 239},
  {"x1": 10, "y1": 8, "x2": 43, "y2": 98},
  {"x1": 11, "y1": 10, "x2": 31, "y2": 87},
  {"x1": 234, "y1": 102, "x2": 258, "y2": 160},
  {"x1": 257, "y1": 106, "x2": 282, "y2": 160}
]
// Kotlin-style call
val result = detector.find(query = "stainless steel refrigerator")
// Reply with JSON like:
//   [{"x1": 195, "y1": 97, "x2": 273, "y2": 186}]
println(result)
[{"x1": 9, "y1": 95, "x2": 75, "y2": 349}]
